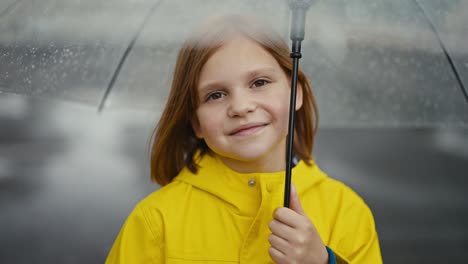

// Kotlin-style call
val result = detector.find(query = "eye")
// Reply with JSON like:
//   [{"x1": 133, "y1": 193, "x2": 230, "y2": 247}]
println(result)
[
  {"x1": 206, "y1": 91, "x2": 225, "y2": 101},
  {"x1": 251, "y1": 79, "x2": 269, "y2": 88}
]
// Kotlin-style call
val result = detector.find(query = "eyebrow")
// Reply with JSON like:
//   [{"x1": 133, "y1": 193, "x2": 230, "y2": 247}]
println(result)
[
  {"x1": 245, "y1": 67, "x2": 278, "y2": 80},
  {"x1": 198, "y1": 67, "x2": 279, "y2": 94}
]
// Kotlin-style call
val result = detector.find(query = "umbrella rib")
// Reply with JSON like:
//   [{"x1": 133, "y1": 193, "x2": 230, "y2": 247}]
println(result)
[
  {"x1": 0, "y1": 0, "x2": 25, "y2": 19},
  {"x1": 412, "y1": 0, "x2": 468, "y2": 106},
  {"x1": 98, "y1": 0, "x2": 164, "y2": 113}
]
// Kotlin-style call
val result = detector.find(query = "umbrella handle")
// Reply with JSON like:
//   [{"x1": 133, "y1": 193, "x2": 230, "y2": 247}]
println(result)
[{"x1": 284, "y1": 0, "x2": 312, "y2": 208}]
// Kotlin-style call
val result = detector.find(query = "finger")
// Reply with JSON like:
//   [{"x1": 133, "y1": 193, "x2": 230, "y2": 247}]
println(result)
[
  {"x1": 268, "y1": 219, "x2": 295, "y2": 240},
  {"x1": 268, "y1": 246, "x2": 287, "y2": 264},
  {"x1": 290, "y1": 183, "x2": 305, "y2": 215},
  {"x1": 273, "y1": 207, "x2": 304, "y2": 228},
  {"x1": 268, "y1": 233, "x2": 290, "y2": 255}
]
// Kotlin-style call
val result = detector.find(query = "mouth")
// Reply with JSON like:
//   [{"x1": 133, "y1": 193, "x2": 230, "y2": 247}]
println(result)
[{"x1": 229, "y1": 123, "x2": 268, "y2": 136}]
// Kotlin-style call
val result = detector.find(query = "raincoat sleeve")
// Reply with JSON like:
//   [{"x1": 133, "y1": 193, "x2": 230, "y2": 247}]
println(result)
[
  {"x1": 105, "y1": 203, "x2": 164, "y2": 264},
  {"x1": 329, "y1": 185, "x2": 382, "y2": 264}
]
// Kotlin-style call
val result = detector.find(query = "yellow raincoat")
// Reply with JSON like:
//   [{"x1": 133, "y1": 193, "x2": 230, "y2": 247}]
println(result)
[{"x1": 106, "y1": 153, "x2": 382, "y2": 263}]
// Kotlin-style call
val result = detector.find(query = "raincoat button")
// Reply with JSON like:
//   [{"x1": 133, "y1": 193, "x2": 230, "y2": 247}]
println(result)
[{"x1": 248, "y1": 179, "x2": 256, "y2": 187}]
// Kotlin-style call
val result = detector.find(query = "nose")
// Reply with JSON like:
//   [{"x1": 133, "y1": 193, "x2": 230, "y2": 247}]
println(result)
[{"x1": 227, "y1": 90, "x2": 256, "y2": 117}]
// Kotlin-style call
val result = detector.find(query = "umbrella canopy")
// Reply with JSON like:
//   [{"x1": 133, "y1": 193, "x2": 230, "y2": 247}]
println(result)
[{"x1": 1, "y1": 0, "x2": 467, "y2": 127}]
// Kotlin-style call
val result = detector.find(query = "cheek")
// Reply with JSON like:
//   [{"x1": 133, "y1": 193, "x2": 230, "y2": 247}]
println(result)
[
  {"x1": 273, "y1": 102, "x2": 293, "y2": 133},
  {"x1": 266, "y1": 89, "x2": 291, "y2": 118},
  {"x1": 198, "y1": 109, "x2": 223, "y2": 132},
  {"x1": 278, "y1": 106, "x2": 291, "y2": 128}
]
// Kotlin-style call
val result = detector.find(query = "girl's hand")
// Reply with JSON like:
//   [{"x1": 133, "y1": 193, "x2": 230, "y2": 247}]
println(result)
[{"x1": 268, "y1": 184, "x2": 329, "y2": 264}]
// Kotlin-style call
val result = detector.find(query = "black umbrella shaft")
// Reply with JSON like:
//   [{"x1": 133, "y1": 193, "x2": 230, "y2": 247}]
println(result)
[
  {"x1": 284, "y1": 42, "x2": 302, "y2": 208},
  {"x1": 284, "y1": 0, "x2": 310, "y2": 208}
]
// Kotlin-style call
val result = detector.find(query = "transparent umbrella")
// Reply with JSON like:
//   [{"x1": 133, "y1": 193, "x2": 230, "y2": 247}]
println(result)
[
  {"x1": 1, "y1": 0, "x2": 467, "y2": 127},
  {"x1": 1, "y1": 1, "x2": 468, "y2": 263}
]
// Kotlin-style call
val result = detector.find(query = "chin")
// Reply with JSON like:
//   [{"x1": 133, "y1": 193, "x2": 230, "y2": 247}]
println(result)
[
  {"x1": 228, "y1": 148, "x2": 277, "y2": 162},
  {"x1": 211, "y1": 140, "x2": 285, "y2": 163}
]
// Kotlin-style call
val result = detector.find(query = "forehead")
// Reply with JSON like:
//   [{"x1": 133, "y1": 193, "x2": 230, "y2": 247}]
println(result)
[{"x1": 198, "y1": 36, "x2": 281, "y2": 83}]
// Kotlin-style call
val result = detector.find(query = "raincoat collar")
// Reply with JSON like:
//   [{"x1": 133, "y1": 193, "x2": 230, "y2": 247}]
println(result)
[{"x1": 175, "y1": 153, "x2": 328, "y2": 216}]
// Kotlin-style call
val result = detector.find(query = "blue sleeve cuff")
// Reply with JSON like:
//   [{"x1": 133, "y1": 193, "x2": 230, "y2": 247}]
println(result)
[{"x1": 326, "y1": 246, "x2": 337, "y2": 264}]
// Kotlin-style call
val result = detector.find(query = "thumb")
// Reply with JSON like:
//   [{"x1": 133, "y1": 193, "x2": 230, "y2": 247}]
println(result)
[{"x1": 289, "y1": 183, "x2": 305, "y2": 215}]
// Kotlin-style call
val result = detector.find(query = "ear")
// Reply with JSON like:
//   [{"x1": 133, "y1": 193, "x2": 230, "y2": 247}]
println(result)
[
  {"x1": 295, "y1": 82, "x2": 303, "y2": 111},
  {"x1": 191, "y1": 117, "x2": 203, "y2": 139}
]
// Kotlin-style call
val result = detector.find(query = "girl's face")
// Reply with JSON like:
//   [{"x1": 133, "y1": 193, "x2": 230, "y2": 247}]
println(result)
[{"x1": 192, "y1": 36, "x2": 302, "y2": 173}]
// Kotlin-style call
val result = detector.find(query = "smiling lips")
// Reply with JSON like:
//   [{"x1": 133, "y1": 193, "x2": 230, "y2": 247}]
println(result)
[{"x1": 229, "y1": 123, "x2": 268, "y2": 136}]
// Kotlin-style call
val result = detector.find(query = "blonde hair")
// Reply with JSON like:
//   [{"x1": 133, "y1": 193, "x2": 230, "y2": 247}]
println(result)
[{"x1": 150, "y1": 15, "x2": 319, "y2": 186}]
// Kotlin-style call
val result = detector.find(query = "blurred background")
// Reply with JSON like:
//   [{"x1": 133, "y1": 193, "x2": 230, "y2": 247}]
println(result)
[{"x1": 1, "y1": 0, "x2": 467, "y2": 263}]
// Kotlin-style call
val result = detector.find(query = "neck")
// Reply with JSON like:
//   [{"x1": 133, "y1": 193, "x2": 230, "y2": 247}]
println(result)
[{"x1": 218, "y1": 152, "x2": 286, "y2": 174}]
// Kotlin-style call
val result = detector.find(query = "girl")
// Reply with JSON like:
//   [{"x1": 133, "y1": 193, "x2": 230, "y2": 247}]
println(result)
[{"x1": 106, "y1": 15, "x2": 382, "y2": 264}]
